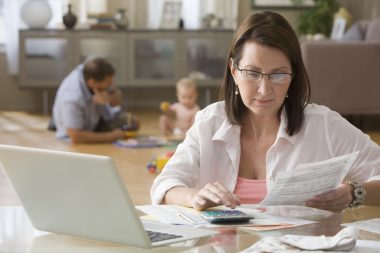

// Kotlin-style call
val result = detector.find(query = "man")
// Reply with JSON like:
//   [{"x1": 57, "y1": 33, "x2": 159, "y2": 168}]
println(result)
[{"x1": 53, "y1": 58, "x2": 139, "y2": 143}]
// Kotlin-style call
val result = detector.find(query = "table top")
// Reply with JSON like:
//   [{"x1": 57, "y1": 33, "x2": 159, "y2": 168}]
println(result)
[{"x1": 1, "y1": 205, "x2": 379, "y2": 253}]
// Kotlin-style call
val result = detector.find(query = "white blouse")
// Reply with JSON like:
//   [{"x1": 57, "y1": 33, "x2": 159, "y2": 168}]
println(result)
[{"x1": 151, "y1": 102, "x2": 380, "y2": 204}]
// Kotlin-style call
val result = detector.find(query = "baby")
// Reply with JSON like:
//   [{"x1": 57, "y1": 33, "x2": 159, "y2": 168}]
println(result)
[{"x1": 159, "y1": 78, "x2": 200, "y2": 136}]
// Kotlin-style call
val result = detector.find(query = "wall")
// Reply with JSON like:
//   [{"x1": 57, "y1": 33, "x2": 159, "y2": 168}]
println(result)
[
  {"x1": 238, "y1": 0, "x2": 380, "y2": 31},
  {"x1": 238, "y1": 0, "x2": 299, "y2": 28},
  {"x1": 342, "y1": 0, "x2": 380, "y2": 21},
  {"x1": 1, "y1": 0, "x2": 379, "y2": 112},
  {"x1": 0, "y1": 54, "x2": 42, "y2": 111}
]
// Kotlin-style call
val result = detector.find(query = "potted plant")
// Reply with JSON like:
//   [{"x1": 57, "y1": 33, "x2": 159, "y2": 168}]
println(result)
[{"x1": 295, "y1": 0, "x2": 340, "y2": 37}]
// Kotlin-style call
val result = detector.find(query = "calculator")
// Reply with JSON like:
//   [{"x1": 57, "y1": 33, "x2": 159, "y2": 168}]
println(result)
[{"x1": 200, "y1": 209, "x2": 253, "y2": 224}]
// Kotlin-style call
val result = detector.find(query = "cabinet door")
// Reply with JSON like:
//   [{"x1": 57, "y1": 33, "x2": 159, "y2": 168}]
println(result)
[
  {"x1": 19, "y1": 32, "x2": 72, "y2": 88},
  {"x1": 128, "y1": 32, "x2": 180, "y2": 87},
  {"x1": 74, "y1": 32, "x2": 127, "y2": 87},
  {"x1": 182, "y1": 32, "x2": 232, "y2": 87}
]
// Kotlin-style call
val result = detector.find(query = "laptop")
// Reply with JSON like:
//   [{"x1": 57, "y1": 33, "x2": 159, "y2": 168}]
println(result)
[{"x1": 0, "y1": 144, "x2": 217, "y2": 248}]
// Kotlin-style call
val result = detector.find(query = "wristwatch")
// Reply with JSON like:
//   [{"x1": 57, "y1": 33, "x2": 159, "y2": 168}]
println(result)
[{"x1": 348, "y1": 181, "x2": 366, "y2": 208}]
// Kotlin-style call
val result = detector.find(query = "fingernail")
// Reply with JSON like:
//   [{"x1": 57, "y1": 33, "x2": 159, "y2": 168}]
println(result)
[{"x1": 225, "y1": 201, "x2": 231, "y2": 206}]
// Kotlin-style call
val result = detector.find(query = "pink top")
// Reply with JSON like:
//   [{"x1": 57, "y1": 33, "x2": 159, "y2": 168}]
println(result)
[{"x1": 233, "y1": 177, "x2": 267, "y2": 204}]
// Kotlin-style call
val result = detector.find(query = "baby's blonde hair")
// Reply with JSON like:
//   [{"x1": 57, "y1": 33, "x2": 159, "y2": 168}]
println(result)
[{"x1": 176, "y1": 78, "x2": 197, "y2": 93}]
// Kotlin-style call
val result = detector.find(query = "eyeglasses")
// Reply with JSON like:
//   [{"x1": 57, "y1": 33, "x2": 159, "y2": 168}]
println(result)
[{"x1": 236, "y1": 66, "x2": 293, "y2": 84}]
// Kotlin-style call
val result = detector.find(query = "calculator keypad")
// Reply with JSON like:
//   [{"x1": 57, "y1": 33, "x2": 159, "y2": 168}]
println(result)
[{"x1": 200, "y1": 210, "x2": 253, "y2": 224}]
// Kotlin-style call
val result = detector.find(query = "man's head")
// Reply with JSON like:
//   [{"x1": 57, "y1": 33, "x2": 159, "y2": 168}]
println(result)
[{"x1": 83, "y1": 58, "x2": 115, "y2": 92}]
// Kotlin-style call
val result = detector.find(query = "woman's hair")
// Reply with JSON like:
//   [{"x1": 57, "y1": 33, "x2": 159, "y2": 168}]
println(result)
[
  {"x1": 219, "y1": 11, "x2": 311, "y2": 136},
  {"x1": 83, "y1": 58, "x2": 115, "y2": 82}
]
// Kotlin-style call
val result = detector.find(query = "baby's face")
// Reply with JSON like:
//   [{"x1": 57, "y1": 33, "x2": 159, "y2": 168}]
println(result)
[{"x1": 177, "y1": 87, "x2": 197, "y2": 109}]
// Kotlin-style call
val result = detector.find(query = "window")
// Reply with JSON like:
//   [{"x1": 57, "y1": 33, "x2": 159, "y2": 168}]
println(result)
[{"x1": 0, "y1": 0, "x2": 4, "y2": 46}]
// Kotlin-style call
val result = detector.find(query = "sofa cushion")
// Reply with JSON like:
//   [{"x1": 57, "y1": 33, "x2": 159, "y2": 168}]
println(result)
[
  {"x1": 365, "y1": 19, "x2": 380, "y2": 41},
  {"x1": 341, "y1": 21, "x2": 368, "y2": 41}
]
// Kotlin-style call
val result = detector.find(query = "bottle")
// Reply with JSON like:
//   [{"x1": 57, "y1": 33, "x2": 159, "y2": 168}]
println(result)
[
  {"x1": 63, "y1": 4, "x2": 77, "y2": 29},
  {"x1": 114, "y1": 8, "x2": 128, "y2": 30},
  {"x1": 334, "y1": 7, "x2": 352, "y2": 28}
]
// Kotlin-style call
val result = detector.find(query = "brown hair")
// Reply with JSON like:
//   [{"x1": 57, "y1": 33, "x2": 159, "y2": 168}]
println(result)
[
  {"x1": 219, "y1": 11, "x2": 310, "y2": 136},
  {"x1": 83, "y1": 58, "x2": 115, "y2": 82}
]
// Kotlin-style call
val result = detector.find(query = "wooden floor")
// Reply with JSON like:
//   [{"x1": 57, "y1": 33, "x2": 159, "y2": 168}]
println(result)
[
  {"x1": 1, "y1": 110, "x2": 380, "y2": 207},
  {"x1": 0, "y1": 110, "x2": 166, "y2": 206}
]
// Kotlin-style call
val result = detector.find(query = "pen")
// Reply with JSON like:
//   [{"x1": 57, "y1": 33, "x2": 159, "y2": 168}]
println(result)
[{"x1": 177, "y1": 211, "x2": 195, "y2": 225}]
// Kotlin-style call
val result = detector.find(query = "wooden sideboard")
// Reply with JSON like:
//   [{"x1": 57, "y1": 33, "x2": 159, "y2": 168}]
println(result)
[{"x1": 19, "y1": 29, "x2": 234, "y2": 89}]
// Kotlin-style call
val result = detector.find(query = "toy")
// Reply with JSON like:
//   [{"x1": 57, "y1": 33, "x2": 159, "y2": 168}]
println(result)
[
  {"x1": 146, "y1": 151, "x2": 174, "y2": 173},
  {"x1": 123, "y1": 130, "x2": 138, "y2": 138},
  {"x1": 160, "y1": 101, "x2": 171, "y2": 112}
]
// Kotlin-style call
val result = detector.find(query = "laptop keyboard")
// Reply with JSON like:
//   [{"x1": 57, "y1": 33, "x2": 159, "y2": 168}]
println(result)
[{"x1": 146, "y1": 230, "x2": 183, "y2": 242}]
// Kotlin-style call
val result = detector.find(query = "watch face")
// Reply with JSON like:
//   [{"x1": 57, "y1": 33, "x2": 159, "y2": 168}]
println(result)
[
  {"x1": 349, "y1": 181, "x2": 366, "y2": 207},
  {"x1": 354, "y1": 187, "x2": 366, "y2": 198}
]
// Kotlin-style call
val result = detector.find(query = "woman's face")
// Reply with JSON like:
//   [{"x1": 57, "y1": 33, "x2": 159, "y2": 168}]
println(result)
[{"x1": 231, "y1": 41, "x2": 292, "y2": 118}]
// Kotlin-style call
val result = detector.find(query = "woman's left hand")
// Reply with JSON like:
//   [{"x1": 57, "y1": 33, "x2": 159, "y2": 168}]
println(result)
[{"x1": 305, "y1": 183, "x2": 353, "y2": 212}]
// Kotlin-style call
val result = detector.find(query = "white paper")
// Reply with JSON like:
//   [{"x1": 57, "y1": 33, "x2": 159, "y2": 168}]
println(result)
[
  {"x1": 355, "y1": 240, "x2": 380, "y2": 252},
  {"x1": 136, "y1": 205, "x2": 208, "y2": 225},
  {"x1": 240, "y1": 239, "x2": 380, "y2": 253},
  {"x1": 253, "y1": 212, "x2": 316, "y2": 226},
  {"x1": 342, "y1": 218, "x2": 380, "y2": 234},
  {"x1": 260, "y1": 151, "x2": 359, "y2": 206},
  {"x1": 265, "y1": 205, "x2": 334, "y2": 221},
  {"x1": 280, "y1": 226, "x2": 357, "y2": 251},
  {"x1": 240, "y1": 227, "x2": 358, "y2": 252}
]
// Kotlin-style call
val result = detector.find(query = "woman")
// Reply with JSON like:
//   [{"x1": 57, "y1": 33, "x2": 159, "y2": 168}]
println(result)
[{"x1": 151, "y1": 11, "x2": 380, "y2": 212}]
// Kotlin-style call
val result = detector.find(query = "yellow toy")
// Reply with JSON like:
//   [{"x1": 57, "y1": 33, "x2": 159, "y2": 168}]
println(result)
[
  {"x1": 160, "y1": 101, "x2": 171, "y2": 112},
  {"x1": 123, "y1": 130, "x2": 138, "y2": 138},
  {"x1": 146, "y1": 151, "x2": 174, "y2": 173}
]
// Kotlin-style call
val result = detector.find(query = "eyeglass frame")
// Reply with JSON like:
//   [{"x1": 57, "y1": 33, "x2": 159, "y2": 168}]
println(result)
[{"x1": 235, "y1": 65, "x2": 294, "y2": 84}]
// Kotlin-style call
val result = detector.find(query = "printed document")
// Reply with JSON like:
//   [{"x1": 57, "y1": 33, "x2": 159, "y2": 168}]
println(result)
[
  {"x1": 260, "y1": 151, "x2": 359, "y2": 206},
  {"x1": 343, "y1": 218, "x2": 380, "y2": 234}
]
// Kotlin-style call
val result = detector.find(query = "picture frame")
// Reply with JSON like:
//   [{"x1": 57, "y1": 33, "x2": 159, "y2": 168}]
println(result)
[
  {"x1": 252, "y1": 0, "x2": 314, "y2": 9},
  {"x1": 160, "y1": 0, "x2": 182, "y2": 29},
  {"x1": 330, "y1": 18, "x2": 347, "y2": 40}
]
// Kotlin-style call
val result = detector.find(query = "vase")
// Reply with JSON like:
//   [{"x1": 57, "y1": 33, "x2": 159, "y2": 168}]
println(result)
[
  {"x1": 63, "y1": 4, "x2": 77, "y2": 29},
  {"x1": 21, "y1": 0, "x2": 52, "y2": 29},
  {"x1": 114, "y1": 9, "x2": 128, "y2": 30}
]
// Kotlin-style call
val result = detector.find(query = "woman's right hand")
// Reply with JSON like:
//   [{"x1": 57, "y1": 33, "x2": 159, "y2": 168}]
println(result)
[{"x1": 190, "y1": 182, "x2": 241, "y2": 211}]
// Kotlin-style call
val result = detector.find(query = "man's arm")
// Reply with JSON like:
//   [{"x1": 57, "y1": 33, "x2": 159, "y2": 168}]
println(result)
[{"x1": 67, "y1": 128, "x2": 124, "y2": 144}]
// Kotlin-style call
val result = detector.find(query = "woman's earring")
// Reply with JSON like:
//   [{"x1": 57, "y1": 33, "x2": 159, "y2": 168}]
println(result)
[
  {"x1": 235, "y1": 86, "x2": 239, "y2": 95},
  {"x1": 285, "y1": 94, "x2": 289, "y2": 98}
]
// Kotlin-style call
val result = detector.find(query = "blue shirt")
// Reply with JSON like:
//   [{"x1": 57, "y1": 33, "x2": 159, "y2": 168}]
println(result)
[{"x1": 53, "y1": 64, "x2": 117, "y2": 139}]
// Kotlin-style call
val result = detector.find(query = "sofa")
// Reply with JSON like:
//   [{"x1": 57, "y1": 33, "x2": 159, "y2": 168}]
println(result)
[{"x1": 301, "y1": 19, "x2": 380, "y2": 115}]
